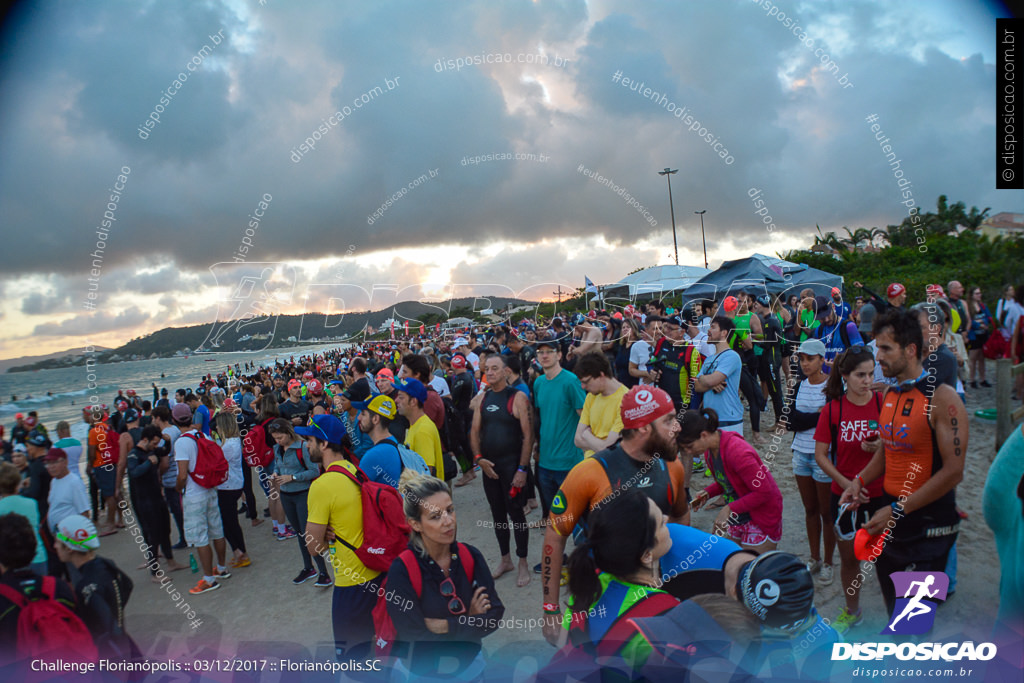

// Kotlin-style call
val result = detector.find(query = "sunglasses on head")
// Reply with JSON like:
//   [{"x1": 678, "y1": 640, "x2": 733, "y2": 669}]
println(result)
[{"x1": 305, "y1": 416, "x2": 330, "y2": 441}]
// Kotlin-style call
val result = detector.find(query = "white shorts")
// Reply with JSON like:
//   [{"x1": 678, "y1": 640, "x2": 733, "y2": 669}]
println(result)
[{"x1": 183, "y1": 488, "x2": 223, "y2": 547}]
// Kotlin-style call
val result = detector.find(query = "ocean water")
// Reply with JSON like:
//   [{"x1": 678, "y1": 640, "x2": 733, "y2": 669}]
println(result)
[{"x1": 0, "y1": 344, "x2": 345, "y2": 429}]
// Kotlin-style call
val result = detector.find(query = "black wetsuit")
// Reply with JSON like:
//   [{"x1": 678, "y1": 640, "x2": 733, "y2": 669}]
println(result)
[{"x1": 479, "y1": 387, "x2": 528, "y2": 559}]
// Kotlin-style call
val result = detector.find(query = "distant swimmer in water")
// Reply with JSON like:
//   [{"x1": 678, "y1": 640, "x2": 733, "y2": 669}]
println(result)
[
  {"x1": 161, "y1": 373, "x2": 165, "y2": 378},
  {"x1": 47, "y1": 391, "x2": 52, "y2": 397}
]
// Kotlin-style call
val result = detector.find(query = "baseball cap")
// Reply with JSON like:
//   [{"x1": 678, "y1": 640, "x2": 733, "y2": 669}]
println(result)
[
  {"x1": 887, "y1": 283, "x2": 906, "y2": 298},
  {"x1": 171, "y1": 403, "x2": 193, "y2": 422},
  {"x1": 663, "y1": 314, "x2": 683, "y2": 328},
  {"x1": 342, "y1": 377, "x2": 372, "y2": 402},
  {"x1": 797, "y1": 339, "x2": 827, "y2": 357},
  {"x1": 535, "y1": 338, "x2": 561, "y2": 351},
  {"x1": 56, "y1": 515, "x2": 101, "y2": 551},
  {"x1": 295, "y1": 414, "x2": 346, "y2": 444},
  {"x1": 450, "y1": 354, "x2": 467, "y2": 370},
  {"x1": 812, "y1": 295, "x2": 833, "y2": 322},
  {"x1": 352, "y1": 394, "x2": 397, "y2": 420},
  {"x1": 392, "y1": 377, "x2": 428, "y2": 404},
  {"x1": 44, "y1": 447, "x2": 67, "y2": 463},
  {"x1": 453, "y1": 337, "x2": 469, "y2": 348},
  {"x1": 736, "y1": 551, "x2": 815, "y2": 632},
  {"x1": 620, "y1": 386, "x2": 675, "y2": 430},
  {"x1": 722, "y1": 296, "x2": 738, "y2": 313},
  {"x1": 26, "y1": 431, "x2": 50, "y2": 448}
]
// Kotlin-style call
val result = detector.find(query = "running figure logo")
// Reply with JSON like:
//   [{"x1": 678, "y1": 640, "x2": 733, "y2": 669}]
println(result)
[{"x1": 883, "y1": 571, "x2": 949, "y2": 635}]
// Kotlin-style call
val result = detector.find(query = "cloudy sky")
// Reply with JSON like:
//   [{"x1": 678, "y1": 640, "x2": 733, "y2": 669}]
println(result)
[{"x1": 0, "y1": 0, "x2": 1013, "y2": 358}]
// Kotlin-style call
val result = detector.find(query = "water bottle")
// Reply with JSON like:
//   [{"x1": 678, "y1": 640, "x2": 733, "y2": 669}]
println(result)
[{"x1": 189, "y1": 553, "x2": 199, "y2": 573}]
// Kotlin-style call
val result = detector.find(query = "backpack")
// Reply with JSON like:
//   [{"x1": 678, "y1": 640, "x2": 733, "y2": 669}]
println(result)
[
  {"x1": 372, "y1": 543, "x2": 475, "y2": 657},
  {"x1": 537, "y1": 591, "x2": 678, "y2": 681},
  {"x1": 0, "y1": 576, "x2": 98, "y2": 662},
  {"x1": 384, "y1": 437, "x2": 430, "y2": 476},
  {"x1": 815, "y1": 320, "x2": 852, "y2": 349},
  {"x1": 290, "y1": 441, "x2": 321, "y2": 477},
  {"x1": 327, "y1": 462, "x2": 410, "y2": 572},
  {"x1": 241, "y1": 418, "x2": 275, "y2": 468},
  {"x1": 182, "y1": 432, "x2": 229, "y2": 488}
]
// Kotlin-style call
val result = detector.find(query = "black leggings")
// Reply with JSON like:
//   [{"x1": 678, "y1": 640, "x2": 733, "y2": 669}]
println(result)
[
  {"x1": 241, "y1": 463, "x2": 258, "y2": 520},
  {"x1": 481, "y1": 460, "x2": 529, "y2": 559},
  {"x1": 217, "y1": 489, "x2": 247, "y2": 554},
  {"x1": 758, "y1": 348, "x2": 784, "y2": 419},
  {"x1": 739, "y1": 363, "x2": 764, "y2": 432}
]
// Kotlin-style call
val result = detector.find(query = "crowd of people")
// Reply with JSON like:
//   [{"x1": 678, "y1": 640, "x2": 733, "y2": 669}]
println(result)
[{"x1": 1, "y1": 277, "x2": 1022, "y2": 680}]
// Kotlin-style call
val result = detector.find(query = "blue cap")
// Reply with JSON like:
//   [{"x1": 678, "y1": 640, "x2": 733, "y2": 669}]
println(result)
[
  {"x1": 391, "y1": 377, "x2": 427, "y2": 404},
  {"x1": 295, "y1": 414, "x2": 346, "y2": 444}
]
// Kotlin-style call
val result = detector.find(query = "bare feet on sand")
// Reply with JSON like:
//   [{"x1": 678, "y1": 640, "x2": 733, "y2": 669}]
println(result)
[
  {"x1": 492, "y1": 557, "x2": 515, "y2": 580},
  {"x1": 454, "y1": 471, "x2": 477, "y2": 487},
  {"x1": 517, "y1": 559, "x2": 531, "y2": 587}
]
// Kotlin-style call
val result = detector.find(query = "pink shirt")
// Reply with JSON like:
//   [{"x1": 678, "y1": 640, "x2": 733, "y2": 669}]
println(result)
[{"x1": 702, "y1": 430, "x2": 783, "y2": 539}]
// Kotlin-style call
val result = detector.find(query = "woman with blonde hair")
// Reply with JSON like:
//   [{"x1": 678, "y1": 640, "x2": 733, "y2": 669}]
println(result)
[
  {"x1": 385, "y1": 471, "x2": 503, "y2": 680},
  {"x1": 212, "y1": 412, "x2": 250, "y2": 569}
]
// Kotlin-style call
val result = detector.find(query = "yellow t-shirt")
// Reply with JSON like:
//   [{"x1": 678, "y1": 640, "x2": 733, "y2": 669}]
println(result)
[
  {"x1": 306, "y1": 459, "x2": 382, "y2": 587},
  {"x1": 579, "y1": 385, "x2": 627, "y2": 457},
  {"x1": 406, "y1": 414, "x2": 442, "y2": 475}
]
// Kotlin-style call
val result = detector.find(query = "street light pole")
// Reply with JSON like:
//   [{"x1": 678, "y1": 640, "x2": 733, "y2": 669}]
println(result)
[
  {"x1": 694, "y1": 210, "x2": 708, "y2": 269},
  {"x1": 658, "y1": 167, "x2": 679, "y2": 265}
]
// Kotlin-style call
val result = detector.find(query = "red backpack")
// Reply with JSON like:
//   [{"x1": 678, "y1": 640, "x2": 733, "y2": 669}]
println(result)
[
  {"x1": 241, "y1": 418, "x2": 275, "y2": 468},
  {"x1": 372, "y1": 544, "x2": 475, "y2": 658},
  {"x1": 0, "y1": 576, "x2": 98, "y2": 662},
  {"x1": 326, "y1": 463, "x2": 410, "y2": 572},
  {"x1": 182, "y1": 432, "x2": 229, "y2": 488}
]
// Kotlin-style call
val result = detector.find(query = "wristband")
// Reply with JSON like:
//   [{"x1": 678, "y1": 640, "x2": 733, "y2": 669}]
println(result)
[
  {"x1": 543, "y1": 602, "x2": 559, "y2": 613},
  {"x1": 474, "y1": 454, "x2": 483, "y2": 461},
  {"x1": 517, "y1": 466, "x2": 527, "y2": 473},
  {"x1": 853, "y1": 473, "x2": 864, "y2": 486},
  {"x1": 890, "y1": 501, "x2": 903, "y2": 515}
]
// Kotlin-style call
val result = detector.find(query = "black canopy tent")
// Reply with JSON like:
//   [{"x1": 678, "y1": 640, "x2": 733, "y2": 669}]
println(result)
[{"x1": 679, "y1": 256, "x2": 843, "y2": 307}]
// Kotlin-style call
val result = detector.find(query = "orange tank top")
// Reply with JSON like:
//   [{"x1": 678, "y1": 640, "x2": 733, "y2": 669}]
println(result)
[{"x1": 879, "y1": 384, "x2": 938, "y2": 498}]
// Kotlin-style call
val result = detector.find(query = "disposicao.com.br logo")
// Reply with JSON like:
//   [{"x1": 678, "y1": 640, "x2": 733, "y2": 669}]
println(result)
[{"x1": 832, "y1": 571, "x2": 997, "y2": 662}]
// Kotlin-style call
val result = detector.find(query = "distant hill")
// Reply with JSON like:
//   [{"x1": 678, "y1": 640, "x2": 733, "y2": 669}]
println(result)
[
  {"x1": 2, "y1": 346, "x2": 110, "y2": 374},
  {"x1": 6, "y1": 298, "x2": 532, "y2": 372}
]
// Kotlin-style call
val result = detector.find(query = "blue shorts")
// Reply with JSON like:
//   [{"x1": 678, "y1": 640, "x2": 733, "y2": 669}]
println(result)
[
  {"x1": 93, "y1": 465, "x2": 117, "y2": 498},
  {"x1": 792, "y1": 450, "x2": 830, "y2": 484}
]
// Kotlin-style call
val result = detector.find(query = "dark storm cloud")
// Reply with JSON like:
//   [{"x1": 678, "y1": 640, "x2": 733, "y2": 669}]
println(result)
[{"x1": 0, "y1": 0, "x2": 1003, "y2": 312}]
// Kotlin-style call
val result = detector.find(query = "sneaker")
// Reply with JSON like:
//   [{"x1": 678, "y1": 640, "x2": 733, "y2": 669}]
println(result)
[
  {"x1": 278, "y1": 527, "x2": 297, "y2": 541},
  {"x1": 229, "y1": 557, "x2": 251, "y2": 569},
  {"x1": 805, "y1": 559, "x2": 821, "y2": 575},
  {"x1": 214, "y1": 568, "x2": 232, "y2": 580},
  {"x1": 189, "y1": 579, "x2": 220, "y2": 595},
  {"x1": 314, "y1": 573, "x2": 332, "y2": 588},
  {"x1": 833, "y1": 606, "x2": 863, "y2": 635},
  {"x1": 981, "y1": 380, "x2": 993, "y2": 388},
  {"x1": 172, "y1": 540, "x2": 188, "y2": 550},
  {"x1": 970, "y1": 381, "x2": 978, "y2": 389},
  {"x1": 533, "y1": 562, "x2": 542, "y2": 575},
  {"x1": 817, "y1": 564, "x2": 834, "y2": 585},
  {"x1": 692, "y1": 459, "x2": 703, "y2": 474},
  {"x1": 263, "y1": 508, "x2": 271, "y2": 518},
  {"x1": 293, "y1": 568, "x2": 317, "y2": 585},
  {"x1": 704, "y1": 468, "x2": 712, "y2": 478}
]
